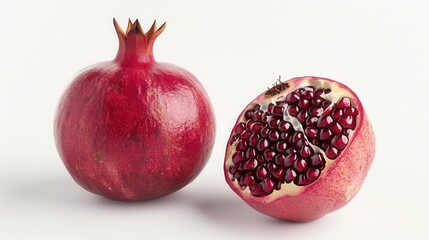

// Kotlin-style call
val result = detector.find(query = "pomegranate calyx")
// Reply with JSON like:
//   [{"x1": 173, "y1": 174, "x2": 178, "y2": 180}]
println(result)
[
  {"x1": 113, "y1": 18, "x2": 166, "y2": 65},
  {"x1": 265, "y1": 76, "x2": 289, "y2": 96}
]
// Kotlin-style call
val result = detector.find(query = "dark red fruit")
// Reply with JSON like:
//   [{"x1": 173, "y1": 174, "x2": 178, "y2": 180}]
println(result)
[{"x1": 55, "y1": 19, "x2": 215, "y2": 201}]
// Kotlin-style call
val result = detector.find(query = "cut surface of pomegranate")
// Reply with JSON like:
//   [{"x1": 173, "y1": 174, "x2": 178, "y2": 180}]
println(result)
[
  {"x1": 54, "y1": 19, "x2": 215, "y2": 201},
  {"x1": 224, "y1": 76, "x2": 375, "y2": 222}
]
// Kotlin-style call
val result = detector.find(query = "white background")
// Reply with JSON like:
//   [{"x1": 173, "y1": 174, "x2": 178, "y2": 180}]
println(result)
[{"x1": 1, "y1": 0, "x2": 428, "y2": 239}]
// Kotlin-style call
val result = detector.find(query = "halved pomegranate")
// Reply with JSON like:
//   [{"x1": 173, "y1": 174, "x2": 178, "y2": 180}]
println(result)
[{"x1": 224, "y1": 76, "x2": 375, "y2": 222}]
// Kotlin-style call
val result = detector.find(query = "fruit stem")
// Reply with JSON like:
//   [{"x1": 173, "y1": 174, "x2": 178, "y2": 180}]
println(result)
[{"x1": 113, "y1": 18, "x2": 166, "y2": 65}]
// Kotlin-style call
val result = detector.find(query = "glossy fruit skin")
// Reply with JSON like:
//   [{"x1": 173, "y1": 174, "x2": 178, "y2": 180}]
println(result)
[
  {"x1": 224, "y1": 76, "x2": 375, "y2": 222},
  {"x1": 55, "y1": 20, "x2": 215, "y2": 201}
]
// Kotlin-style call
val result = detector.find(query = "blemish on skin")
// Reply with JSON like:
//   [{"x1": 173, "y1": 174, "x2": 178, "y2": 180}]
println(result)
[
  {"x1": 129, "y1": 131, "x2": 140, "y2": 142},
  {"x1": 94, "y1": 151, "x2": 105, "y2": 162},
  {"x1": 344, "y1": 184, "x2": 355, "y2": 202},
  {"x1": 172, "y1": 145, "x2": 182, "y2": 151},
  {"x1": 83, "y1": 96, "x2": 91, "y2": 104}
]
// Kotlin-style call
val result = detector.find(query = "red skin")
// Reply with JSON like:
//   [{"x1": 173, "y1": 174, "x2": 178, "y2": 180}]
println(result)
[
  {"x1": 224, "y1": 77, "x2": 375, "y2": 222},
  {"x1": 54, "y1": 20, "x2": 215, "y2": 201}
]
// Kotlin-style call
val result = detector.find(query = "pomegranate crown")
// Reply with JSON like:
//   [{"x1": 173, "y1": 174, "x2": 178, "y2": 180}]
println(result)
[{"x1": 113, "y1": 18, "x2": 166, "y2": 65}]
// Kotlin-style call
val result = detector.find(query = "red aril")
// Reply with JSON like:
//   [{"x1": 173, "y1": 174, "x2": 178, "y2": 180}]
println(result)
[
  {"x1": 224, "y1": 76, "x2": 375, "y2": 222},
  {"x1": 54, "y1": 19, "x2": 215, "y2": 201}
]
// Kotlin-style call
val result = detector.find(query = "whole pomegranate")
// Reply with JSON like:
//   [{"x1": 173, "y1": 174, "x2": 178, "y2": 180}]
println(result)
[
  {"x1": 224, "y1": 76, "x2": 375, "y2": 222},
  {"x1": 54, "y1": 19, "x2": 215, "y2": 201}
]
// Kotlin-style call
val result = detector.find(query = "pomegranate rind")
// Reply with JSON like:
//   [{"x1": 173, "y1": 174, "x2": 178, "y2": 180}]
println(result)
[{"x1": 224, "y1": 76, "x2": 375, "y2": 222}]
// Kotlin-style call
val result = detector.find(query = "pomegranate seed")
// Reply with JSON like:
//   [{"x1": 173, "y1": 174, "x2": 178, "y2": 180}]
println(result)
[
  {"x1": 305, "y1": 127, "x2": 318, "y2": 139},
  {"x1": 324, "y1": 88, "x2": 331, "y2": 94},
  {"x1": 338, "y1": 97, "x2": 351, "y2": 108},
  {"x1": 272, "y1": 105, "x2": 283, "y2": 117},
  {"x1": 344, "y1": 106, "x2": 359, "y2": 116},
  {"x1": 286, "y1": 92, "x2": 300, "y2": 104},
  {"x1": 256, "y1": 155, "x2": 265, "y2": 163},
  {"x1": 250, "y1": 122, "x2": 262, "y2": 133},
  {"x1": 303, "y1": 90, "x2": 314, "y2": 100},
  {"x1": 325, "y1": 146, "x2": 340, "y2": 159},
  {"x1": 296, "y1": 110, "x2": 308, "y2": 122},
  {"x1": 276, "y1": 96, "x2": 287, "y2": 105},
  {"x1": 240, "y1": 130, "x2": 251, "y2": 140},
  {"x1": 251, "y1": 184, "x2": 264, "y2": 196},
  {"x1": 275, "y1": 181, "x2": 282, "y2": 190},
  {"x1": 324, "y1": 106, "x2": 334, "y2": 115},
  {"x1": 278, "y1": 121, "x2": 292, "y2": 132},
  {"x1": 244, "y1": 109, "x2": 254, "y2": 120},
  {"x1": 312, "y1": 97, "x2": 324, "y2": 105},
  {"x1": 294, "y1": 158, "x2": 309, "y2": 173},
  {"x1": 261, "y1": 112, "x2": 268, "y2": 123},
  {"x1": 309, "y1": 105, "x2": 323, "y2": 116},
  {"x1": 317, "y1": 115, "x2": 334, "y2": 128},
  {"x1": 310, "y1": 153, "x2": 325, "y2": 167},
  {"x1": 257, "y1": 138, "x2": 270, "y2": 151},
  {"x1": 291, "y1": 131, "x2": 304, "y2": 143},
  {"x1": 284, "y1": 168, "x2": 297, "y2": 183},
  {"x1": 300, "y1": 145, "x2": 313, "y2": 158},
  {"x1": 295, "y1": 174, "x2": 311, "y2": 186},
  {"x1": 272, "y1": 167, "x2": 286, "y2": 181},
  {"x1": 330, "y1": 122, "x2": 343, "y2": 134},
  {"x1": 280, "y1": 132, "x2": 291, "y2": 140},
  {"x1": 267, "y1": 103, "x2": 274, "y2": 115},
  {"x1": 268, "y1": 130, "x2": 280, "y2": 142},
  {"x1": 274, "y1": 154, "x2": 286, "y2": 165},
  {"x1": 298, "y1": 99, "x2": 310, "y2": 110},
  {"x1": 331, "y1": 134, "x2": 348, "y2": 150},
  {"x1": 296, "y1": 139, "x2": 308, "y2": 149},
  {"x1": 252, "y1": 110, "x2": 263, "y2": 122},
  {"x1": 229, "y1": 165, "x2": 238, "y2": 175},
  {"x1": 319, "y1": 128, "x2": 333, "y2": 141},
  {"x1": 260, "y1": 126, "x2": 270, "y2": 137},
  {"x1": 229, "y1": 135, "x2": 238, "y2": 144},
  {"x1": 306, "y1": 168, "x2": 320, "y2": 181},
  {"x1": 233, "y1": 171, "x2": 243, "y2": 181},
  {"x1": 314, "y1": 88, "x2": 324, "y2": 97},
  {"x1": 268, "y1": 118, "x2": 280, "y2": 129},
  {"x1": 338, "y1": 115, "x2": 356, "y2": 129},
  {"x1": 276, "y1": 141, "x2": 288, "y2": 152},
  {"x1": 245, "y1": 148, "x2": 257, "y2": 158},
  {"x1": 284, "y1": 153, "x2": 297, "y2": 167},
  {"x1": 256, "y1": 166, "x2": 269, "y2": 179},
  {"x1": 264, "y1": 149, "x2": 276, "y2": 162},
  {"x1": 267, "y1": 162, "x2": 277, "y2": 173},
  {"x1": 236, "y1": 140, "x2": 248, "y2": 151},
  {"x1": 243, "y1": 159, "x2": 258, "y2": 170},
  {"x1": 332, "y1": 108, "x2": 343, "y2": 120},
  {"x1": 234, "y1": 123, "x2": 246, "y2": 135},
  {"x1": 253, "y1": 104, "x2": 260, "y2": 110},
  {"x1": 261, "y1": 179, "x2": 276, "y2": 194},
  {"x1": 305, "y1": 116, "x2": 319, "y2": 126},
  {"x1": 288, "y1": 105, "x2": 299, "y2": 117},
  {"x1": 248, "y1": 134, "x2": 259, "y2": 147},
  {"x1": 285, "y1": 148, "x2": 297, "y2": 155},
  {"x1": 246, "y1": 119, "x2": 253, "y2": 129},
  {"x1": 241, "y1": 173, "x2": 256, "y2": 187},
  {"x1": 232, "y1": 151, "x2": 245, "y2": 164},
  {"x1": 322, "y1": 100, "x2": 332, "y2": 109}
]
